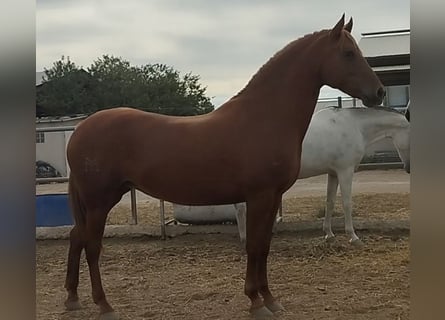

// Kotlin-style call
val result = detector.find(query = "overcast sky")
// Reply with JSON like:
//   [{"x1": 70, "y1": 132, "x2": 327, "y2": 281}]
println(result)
[{"x1": 36, "y1": 0, "x2": 410, "y2": 107}]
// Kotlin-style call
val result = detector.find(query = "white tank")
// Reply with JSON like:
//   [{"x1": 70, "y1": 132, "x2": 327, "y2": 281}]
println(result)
[{"x1": 173, "y1": 204, "x2": 237, "y2": 224}]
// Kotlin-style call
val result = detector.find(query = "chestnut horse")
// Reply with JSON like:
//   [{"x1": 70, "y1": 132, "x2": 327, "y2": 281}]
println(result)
[{"x1": 64, "y1": 15, "x2": 384, "y2": 319}]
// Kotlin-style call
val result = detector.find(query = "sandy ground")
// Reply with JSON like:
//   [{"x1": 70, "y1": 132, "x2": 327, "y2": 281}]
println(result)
[
  {"x1": 37, "y1": 232, "x2": 409, "y2": 320},
  {"x1": 36, "y1": 169, "x2": 410, "y2": 319}
]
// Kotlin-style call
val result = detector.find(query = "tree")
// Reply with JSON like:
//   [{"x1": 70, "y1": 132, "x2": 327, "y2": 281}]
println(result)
[
  {"x1": 87, "y1": 55, "x2": 144, "y2": 109},
  {"x1": 37, "y1": 56, "x2": 96, "y2": 116},
  {"x1": 37, "y1": 55, "x2": 215, "y2": 116}
]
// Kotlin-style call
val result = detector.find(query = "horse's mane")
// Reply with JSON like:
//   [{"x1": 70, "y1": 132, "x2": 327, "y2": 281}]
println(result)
[{"x1": 231, "y1": 30, "x2": 330, "y2": 99}]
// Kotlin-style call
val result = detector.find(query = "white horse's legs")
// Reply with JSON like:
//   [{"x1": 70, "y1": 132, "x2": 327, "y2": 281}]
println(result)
[
  {"x1": 234, "y1": 203, "x2": 247, "y2": 246},
  {"x1": 323, "y1": 173, "x2": 338, "y2": 241},
  {"x1": 337, "y1": 169, "x2": 362, "y2": 245}
]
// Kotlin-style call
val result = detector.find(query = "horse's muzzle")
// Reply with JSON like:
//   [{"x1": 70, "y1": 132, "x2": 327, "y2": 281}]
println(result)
[
  {"x1": 361, "y1": 86, "x2": 385, "y2": 107},
  {"x1": 377, "y1": 87, "x2": 386, "y2": 101}
]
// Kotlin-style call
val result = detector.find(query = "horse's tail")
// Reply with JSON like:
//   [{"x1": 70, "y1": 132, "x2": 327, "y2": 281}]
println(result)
[{"x1": 68, "y1": 176, "x2": 86, "y2": 229}]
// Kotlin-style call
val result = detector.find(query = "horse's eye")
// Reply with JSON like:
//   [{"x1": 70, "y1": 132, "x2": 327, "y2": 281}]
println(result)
[{"x1": 344, "y1": 50, "x2": 355, "y2": 59}]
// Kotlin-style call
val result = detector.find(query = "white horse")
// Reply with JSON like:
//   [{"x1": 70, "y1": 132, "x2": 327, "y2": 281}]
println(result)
[{"x1": 233, "y1": 106, "x2": 410, "y2": 246}]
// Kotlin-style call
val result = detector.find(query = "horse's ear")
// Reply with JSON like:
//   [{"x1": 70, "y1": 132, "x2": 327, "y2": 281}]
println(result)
[
  {"x1": 330, "y1": 14, "x2": 345, "y2": 40},
  {"x1": 344, "y1": 17, "x2": 353, "y2": 33}
]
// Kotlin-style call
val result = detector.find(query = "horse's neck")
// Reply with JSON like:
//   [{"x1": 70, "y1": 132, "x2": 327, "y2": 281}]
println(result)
[
  {"x1": 241, "y1": 40, "x2": 322, "y2": 99},
  {"x1": 245, "y1": 36, "x2": 322, "y2": 100},
  {"x1": 354, "y1": 110, "x2": 405, "y2": 144},
  {"x1": 222, "y1": 35, "x2": 324, "y2": 135}
]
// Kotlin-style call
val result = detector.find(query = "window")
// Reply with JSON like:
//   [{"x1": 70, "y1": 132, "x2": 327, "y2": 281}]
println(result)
[
  {"x1": 384, "y1": 85, "x2": 410, "y2": 111},
  {"x1": 36, "y1": 132, "x2": 45, "y2": 143}
]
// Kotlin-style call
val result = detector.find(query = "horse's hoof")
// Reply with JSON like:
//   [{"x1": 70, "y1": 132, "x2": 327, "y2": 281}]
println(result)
[
  {"x1": 250, "y1": 305, "x2": 274, "y2": 319},
  {"x1": 265, "y1": 300, "x2": 285, "y2": 313},
  {"x1": 99, "y1": 311, "x2": 119, "y2": 320},
  {"x1": 350, "y1": 238, "x2": 364, "y2": 248},
  {"x1": 64, "y1": 299, "x2": 81, "y2": 311},
  {"x1": 325, "y1": 235, "x2": 335, "y2": 243}
]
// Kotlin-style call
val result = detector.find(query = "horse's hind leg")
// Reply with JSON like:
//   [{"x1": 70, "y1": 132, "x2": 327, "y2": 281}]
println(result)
[
  {"x1": 64, "y1": 225, "x2": 85, "y2": 310},
  {"x1": 84, "y1": 210, "x2": 119, "y2": 320},
  {"x1": 323, "y1": 173, "x2": 338, "y2": 242}
]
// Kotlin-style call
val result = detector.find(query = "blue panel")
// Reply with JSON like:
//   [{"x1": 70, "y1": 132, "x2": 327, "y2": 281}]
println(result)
[{"x1": 36, "y1": 194, "x2": 74, "y2": 227}]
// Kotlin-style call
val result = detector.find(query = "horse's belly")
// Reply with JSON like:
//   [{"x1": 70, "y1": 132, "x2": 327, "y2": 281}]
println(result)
[
  {"x1": 298, "y1": 153, "x2": 330, "y2": 178},
  {"x1": 133, "y1": 174, "x2": 246, "y2": 206},
  {"x1": 132, "y1": 159, "x2": 299, "y2": 205}
]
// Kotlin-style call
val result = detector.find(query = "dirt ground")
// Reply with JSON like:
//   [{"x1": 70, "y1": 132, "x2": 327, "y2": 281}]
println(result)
[{"x1": 36, "y1": 170, "x2": 410, "y2": 319}]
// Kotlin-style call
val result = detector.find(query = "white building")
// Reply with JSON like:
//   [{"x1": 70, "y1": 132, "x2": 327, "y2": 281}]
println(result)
[
  {"x1": 359, "y1": 29, "x2": 410, "y2": 110},
  {"x1": 36, "y1": 115, "x2": 87, "y2": 177}
]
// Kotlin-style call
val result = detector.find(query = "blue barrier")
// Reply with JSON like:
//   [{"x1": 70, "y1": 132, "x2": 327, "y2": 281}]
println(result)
[{"x1": 36, "y1": 193, "x2": 73, "y2": 227}]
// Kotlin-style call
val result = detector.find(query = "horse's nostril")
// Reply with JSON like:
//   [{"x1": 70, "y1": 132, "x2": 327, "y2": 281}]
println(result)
[{"x1": 377, "y1": 87, "x2": 386, "y2": 99}]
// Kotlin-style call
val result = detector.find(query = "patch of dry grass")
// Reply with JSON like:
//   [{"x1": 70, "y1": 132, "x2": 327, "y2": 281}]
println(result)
[{"x1": 107, "y1": 193, "x2": 410, "y2": 226}]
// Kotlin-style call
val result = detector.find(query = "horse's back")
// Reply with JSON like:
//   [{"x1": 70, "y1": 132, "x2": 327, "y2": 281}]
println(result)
[
  {"x1": 67, "y1": 105, "x2": 303, "y2": 205},
  {"x1": 66, "y1": 107, "x2": 254, "y2": 205}
]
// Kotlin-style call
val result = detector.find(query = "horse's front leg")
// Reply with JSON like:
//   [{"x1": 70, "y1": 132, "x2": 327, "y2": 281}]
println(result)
[
  {"x1": 338, "y1": 168, "x2": 363, "y2": 247},
  {"x1": 244, "y1": 192, "x2": 284, "y2": 318}
]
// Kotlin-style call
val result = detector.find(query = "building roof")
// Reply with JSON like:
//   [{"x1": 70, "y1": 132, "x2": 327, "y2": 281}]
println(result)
[
  {"x1": 36, "y1": 115, "x2": 88, "y2": 124},
  {"x1": 358, "y1": 29, "x2": 410, "y2": 86},
  {"x1": 372, "y1": 64, "x2": 410, "y2": 72},
  {"x1": 358, "y1": 29, "x2": 410, "y2": 57}
]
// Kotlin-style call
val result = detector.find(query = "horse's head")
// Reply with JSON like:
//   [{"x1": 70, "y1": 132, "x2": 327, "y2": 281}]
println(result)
[{"x1": 319, "y1": 15, "x2": 385, "y2": 107}]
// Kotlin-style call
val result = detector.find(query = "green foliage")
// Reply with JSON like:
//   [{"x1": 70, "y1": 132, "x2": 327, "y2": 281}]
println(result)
[
  {"x1": 37, "y1": 55, "x2": 214, "y2": 116},
  {"x1": 37, "y1": 56, "x2": 96, "y2": 115}
]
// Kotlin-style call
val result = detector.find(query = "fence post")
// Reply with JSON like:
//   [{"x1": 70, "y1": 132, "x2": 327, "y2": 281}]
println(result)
[
  {"x1": 159, "y1": 200, "x2": 166, "y2": 240},
  {"x1": 337, "y1": 96, "x2": 342, "y2": 108},
  {"x1": 130, "y1": 187, "x2": 138, "y2": 225}
]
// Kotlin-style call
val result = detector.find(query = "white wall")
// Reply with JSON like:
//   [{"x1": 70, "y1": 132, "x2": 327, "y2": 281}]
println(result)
[
  {"x1": 64, "y1": 131, "x2": 73, "y2": 176},
  {"x1": 36, "y1": 117, "x2": 85, "y2": 177},
  {"x1": 36, "y1": 131, "x2": 68, "y2": 175}
]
